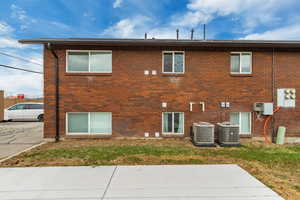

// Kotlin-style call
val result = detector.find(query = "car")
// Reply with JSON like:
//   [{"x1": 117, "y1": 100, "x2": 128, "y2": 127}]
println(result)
[{"x1": 4, "y1": 102, "x2": 44, "y2": 122}]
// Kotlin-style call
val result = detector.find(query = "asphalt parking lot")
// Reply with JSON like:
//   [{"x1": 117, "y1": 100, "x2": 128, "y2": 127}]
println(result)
[{"x1": 0, "y1": 122, "x2": 43, "y2": 159}]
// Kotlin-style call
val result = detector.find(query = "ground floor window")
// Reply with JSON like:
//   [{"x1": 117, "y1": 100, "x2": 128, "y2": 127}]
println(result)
[
  {"x1": 230, "y1": 112, "x2": 251, "y2": 134},
  {"x1": 162, "y1": 112, "x2": 184, "y2": 134},
  {"x1": 67, "y1": 112, "x2": 112, "y2": 134}
]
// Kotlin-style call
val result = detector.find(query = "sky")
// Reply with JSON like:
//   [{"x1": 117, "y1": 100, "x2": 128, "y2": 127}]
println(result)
[{"x1": 1, "y1": 0, "x2": 300, "y2": 97}]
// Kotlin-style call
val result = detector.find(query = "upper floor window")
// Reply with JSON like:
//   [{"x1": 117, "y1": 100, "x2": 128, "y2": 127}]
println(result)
[
  {"x1": 163, "y1": 51, "x2": 184, "y2": 73},
  {"x1": 67, "y1": 50, "x2": 112, "y2": 73},
  {"x1": 230, "y1": 52, "x2": 252, "y2": 74}
]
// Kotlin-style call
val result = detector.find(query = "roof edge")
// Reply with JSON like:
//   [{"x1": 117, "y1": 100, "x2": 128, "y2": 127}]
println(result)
[{"x1": 18, "y1": 38, "x2": 300, "y2": 48}]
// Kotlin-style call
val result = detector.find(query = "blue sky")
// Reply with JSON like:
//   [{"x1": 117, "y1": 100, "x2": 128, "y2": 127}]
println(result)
[{"x1": 1, "y1": 0, "x2": 300, "y2": 96}]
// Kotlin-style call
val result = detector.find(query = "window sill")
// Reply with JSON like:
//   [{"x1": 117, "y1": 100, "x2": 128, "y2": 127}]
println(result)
[
  {"x1": 230, "y1": 73, "x2": 252, "y2": 77},
  {"x1": 162, "y1": 134, "x2": 185, "y2": 138},
  {"x1": 65, "y1": 72, "x2": 112, "y2": 76},
  {"x1": 240, "y1": 134, "x2": 252, "y2": 138},
  {"x1": 162, "y1": 73, "x2": 185, "y2": 77},
  {"x1": 65, "y1": 134, "x2": 112, "y2": 138}
]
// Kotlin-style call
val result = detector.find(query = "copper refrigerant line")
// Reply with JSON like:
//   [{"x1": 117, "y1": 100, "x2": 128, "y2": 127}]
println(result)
[{"x1": 263, "y1": 107, "x2": 281, "y2": 144}]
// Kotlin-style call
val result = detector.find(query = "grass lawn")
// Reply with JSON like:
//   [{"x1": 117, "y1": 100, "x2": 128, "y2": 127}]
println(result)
[{"x1": 0, "y1": 139, "x2": 299, "y2": 200}]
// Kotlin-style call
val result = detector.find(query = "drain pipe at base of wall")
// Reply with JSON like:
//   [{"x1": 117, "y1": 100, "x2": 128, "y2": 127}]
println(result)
[{"x1": 47, "y1": 43, "x2": 60, "y2": 142}]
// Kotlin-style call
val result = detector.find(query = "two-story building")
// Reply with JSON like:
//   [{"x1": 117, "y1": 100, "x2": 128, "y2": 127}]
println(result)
[{"x1": 19, "y1": 38, "x2": 300, "y2": 142}]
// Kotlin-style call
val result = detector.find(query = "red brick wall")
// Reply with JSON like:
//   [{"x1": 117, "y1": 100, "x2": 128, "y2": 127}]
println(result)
[
  {"x1": 43, "y1": 45, "x2": 300, "y2": 138},
  {"x1": 274, "y1": 51, "x2": 300, "y2": 137}
]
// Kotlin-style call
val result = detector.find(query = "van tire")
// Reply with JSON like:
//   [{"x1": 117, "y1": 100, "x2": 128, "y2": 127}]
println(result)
[{"x1": 38, "y1": 114, "x2": 44, "y2": 122}]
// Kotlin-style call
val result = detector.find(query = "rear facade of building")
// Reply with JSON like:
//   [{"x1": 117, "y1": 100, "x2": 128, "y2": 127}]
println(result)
[{"x1": 20, "y1": 39, "x2": 300, "y2": 141}]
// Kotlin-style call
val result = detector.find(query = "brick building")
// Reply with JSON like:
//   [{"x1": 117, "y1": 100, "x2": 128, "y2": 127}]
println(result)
[{"x1": 19, "y1": 39, "x2": 300, "y2": 142}]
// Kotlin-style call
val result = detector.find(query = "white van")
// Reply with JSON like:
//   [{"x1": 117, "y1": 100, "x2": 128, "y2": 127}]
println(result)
[{"x1": 4, "y1": 102, "x2": 44, "y2": 121}]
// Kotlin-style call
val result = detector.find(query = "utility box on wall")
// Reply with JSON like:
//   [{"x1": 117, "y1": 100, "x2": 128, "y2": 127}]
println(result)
[
  {"x1": 253, "y1": 102, "x2": 273, "y2": 115},
  {"x1": 277, "y1": 88, "x2": 296, "y2": 108},
  {"x1": 0, "y1": 90, "x2": 3, "y2": 121}
]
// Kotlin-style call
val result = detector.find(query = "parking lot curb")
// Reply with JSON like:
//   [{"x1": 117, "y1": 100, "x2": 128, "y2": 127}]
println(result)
[{"x1": 0, "y1": 142, "x2": 47, "y2": 163}]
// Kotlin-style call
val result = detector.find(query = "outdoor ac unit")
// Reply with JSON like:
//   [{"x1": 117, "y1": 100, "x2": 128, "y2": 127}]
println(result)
[
  {"x1": 253, "y1": 102, "x2": 273, "y2": 115},
  {"x1": 217, "y1": 122, "x2": 240, "y2": 146},
  {"x1": 192, "y1": 122, "x2": 215, "y2": 147}
]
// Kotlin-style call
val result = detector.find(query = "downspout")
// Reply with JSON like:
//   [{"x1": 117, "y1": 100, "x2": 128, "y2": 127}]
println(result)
[
  {"x1": 47, "y1": 43, "x2": 60, "y2": 142},
  {"x1": 271, "y1": 48, "x2": 276, "y2": 142}
]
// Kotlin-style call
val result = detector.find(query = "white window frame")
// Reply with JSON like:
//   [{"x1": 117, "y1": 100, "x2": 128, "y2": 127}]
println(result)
[
  {"x1": 162, "y1": 112, "x2": 184, "y2": 135},
  {"x1": 230, "y1": 112, "x2": 252, "y2": 135},
  {"x1": 162, "y1": 51, "x2": 185, "y2": 74},
  {"x1": 66, "y1": 50, "x2": 112, "y2": 73},
  {"x1": 230, "y1": 52, "x2": 252, "y2": 74},
  {"x1": 66, "y1": 112, "x2": 112, "y2": 135}
]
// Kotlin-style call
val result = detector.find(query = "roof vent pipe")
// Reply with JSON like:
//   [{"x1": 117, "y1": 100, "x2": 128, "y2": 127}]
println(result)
[
  {"x1": 191, "y1": 29, "x2": 194, "y2": 40},
  {"x1": 176, "y1": 29, "x2": 179, "y2": 40},
  {"x1": 145, "y1": 33, "x2": 147, "y2": 39}
]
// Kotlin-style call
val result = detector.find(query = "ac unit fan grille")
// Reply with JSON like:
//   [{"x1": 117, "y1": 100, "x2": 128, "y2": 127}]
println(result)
[
  {"x1": 195, "y1": 128, "x2": 213, "y2": 142},
  {"x1": 193, "y1": 126, "x2": 214, "y2": 144},
  {"x1": 218, "y1": 126, "x2": 240, "y2": 144}
]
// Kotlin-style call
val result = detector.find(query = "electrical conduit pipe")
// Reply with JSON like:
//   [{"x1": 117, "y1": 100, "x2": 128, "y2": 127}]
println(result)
[{"x1": 263, "y1": 107, "x2": 280, "y2": 144}]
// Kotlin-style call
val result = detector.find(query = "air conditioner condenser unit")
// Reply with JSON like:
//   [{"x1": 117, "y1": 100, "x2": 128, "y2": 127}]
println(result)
[
  {"x1": 217, "y1": 122, "x2": 240, "y2": 147},
  {"x1": 192, "y1": 122, "x2": 216, "y2": 147}
]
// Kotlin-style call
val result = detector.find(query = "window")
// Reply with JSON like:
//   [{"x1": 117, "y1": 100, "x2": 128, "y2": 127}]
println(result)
[
  {"x1": 230, "y1": 112, "x2": 251, "y2": 134},
  {"x1": 27, "y1": 104, "x2": 43, "y2": 109},
  {"x1": 8, "y1": 104, "x2": 26, "y2": 110},
  {"x1": 67, "y1": 112, "x2": 112, "y2": 135},
  {"x1": 163, "y1": 52, "x2": 184, "y2": 73},
  {"x1": 230, "y1": 52, "x2": 252, "y2": 74},
  {"x1": 67, "y1": 51, "x2": 112, "y2": 73},
  {"x1": 162, "y1": 112, "x2": 184, "y2": 134}
]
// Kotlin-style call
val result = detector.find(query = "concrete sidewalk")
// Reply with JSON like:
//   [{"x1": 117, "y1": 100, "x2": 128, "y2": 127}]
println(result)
[{"x1": 0, "y1": 165, "x2": 284, "y2": 200}]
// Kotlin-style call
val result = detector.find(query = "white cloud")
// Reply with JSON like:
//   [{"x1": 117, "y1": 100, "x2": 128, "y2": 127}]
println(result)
[
  {"x1": 113, "y1": 0, "x2": 123, "y2": 8},
  {"x1": 83, "y1": 12, "x2": 96, "y2": 22},
  {"x1": 186, "y1": 0, "x2": 270, "y2": 15},
  {"x1": 0, "y1": 22, "x2": 29, "y2": 49},
  {"x1": 0, "y1": 50, "x2": 43, "y2": 97},
  {"x1": 10, "y1": 4, "x2": 27, "y2": 21},
  {"x1": 10, "y1": 4, "x2": 36, "y2": 31},
  {"x1": 103, "y1": 16, "x2": 151, "y2": 38},
  {"x1": 0, "y1": 72, "x2": 43, "y2": 97},
  {"x1": 241, "y1": 24, "x2": 300, "y2": 40},
  {"x1": 0, "y1": 37, "x2": 23, "y2": 48},
  {"x1": 102, "y1": 14, "x2": 204, "y2": 39},
  {"x1": 10, "y1": 4, "x2": 70, "y2": 33},
  {"x1": 49, "y1": 21, "x2": 71, "y2": 31},
  {"x1": 172, "y1": 11, "x2": 211, "y2": 27},
  {"x1": 0, "y1": 21, "x2": 14, "y2": 35},
  {"x1": 0, "y1": 17, "x2": 43, "y2": 96},
  {"x1": 175, "y1": 0, "x2": 289, "y2": 30}
]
